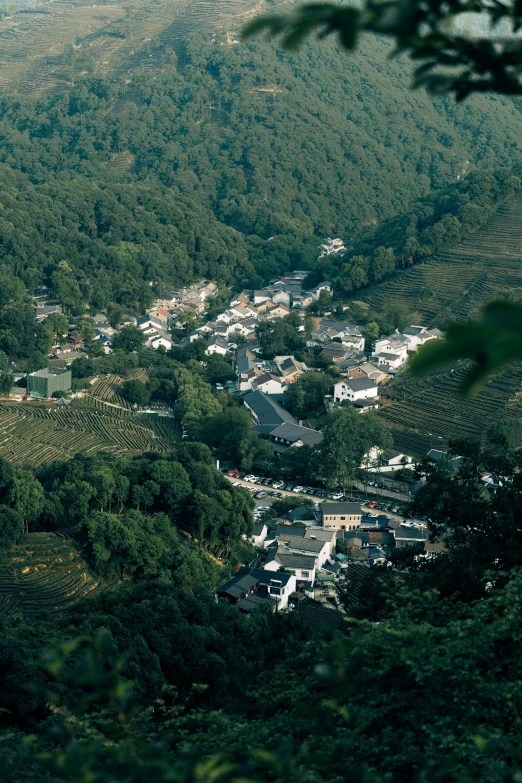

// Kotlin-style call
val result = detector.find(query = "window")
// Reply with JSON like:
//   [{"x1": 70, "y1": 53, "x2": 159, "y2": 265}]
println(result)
[
  {"x1": 341, "y1": 525, "x2": 346, "y2": 530},
  {"x1": 270, "y1": 586, "x2": 281, "y2": 595},
  {"x1": 301, "y1": 571, "x2": 310, "y2": 578},
  {"x1": 340, "y1": 516, "x2": 345, "y2": 520}
]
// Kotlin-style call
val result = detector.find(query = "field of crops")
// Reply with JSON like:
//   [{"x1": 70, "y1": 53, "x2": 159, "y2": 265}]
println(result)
[
  {"x1": 0, "y1": 530, "x2": 100, "y2": 618},
  {"x1": 379, "y1": 362, "x2": 522, "y2": 458},
  {"x1": 356, "y1": 191, "x2": 522, "y2": 327},
  {"x1": 0, "y1": 396, "x2": 178, "y2": 468}
]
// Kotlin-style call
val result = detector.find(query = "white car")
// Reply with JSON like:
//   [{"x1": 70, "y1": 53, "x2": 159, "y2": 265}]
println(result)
[
  {"x1": 331, "y1": 492, "x2": 343, "y2": 500},
  {"x1": 272, "y1": 480, "x2": 285, "y2": 489},
  {"x1": 293, "y1": 486, "x2": 304, "y2": 493}
]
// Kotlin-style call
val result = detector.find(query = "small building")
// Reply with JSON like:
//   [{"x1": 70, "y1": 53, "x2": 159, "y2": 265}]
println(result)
[
  {"x1": 27, "y1": 369, "x2": 72, "y2": 399},
  {"x1": 243, "y1": 390, "x2": 297, "y2": 434},
  {"x1": 264, "y1": 549, "x2": 317, "y2": 585},
  {"x1": 347, "y1": 363, "x2": 388, "y2": 385},
  {"x1": 8, "y1": 387, "x2": 26, "y2": 402},
  {"x1": 320, "y1": 502, "x2": 362, "y2": 531},
  {"x1": 206, "y1": 335, "x2": 230, "y2": 356},
  {"x1": 393, "y1": 525, "x2": 428, "y2": 549},
  {"x1": 252, "y1": 523, "x2": 268, "y2": 547},
  {"x1": 251, "y1": 373, "x2": 285, "y2": 395},
  {"x1": 269, "y1": 422, "x2": 323, "y2": 454},
  {"x1": 147, "y1": 332, "x2": 172, "y2": 351},
  {"x1": 334, "y1": 378, "x2": 379, "y2": 403},
  {"x1": 216, "y1": 566, "x2": 296, "y2": 611},
  {"x1": 35, "y1": 305, "x2": 63, "y2": 323}
]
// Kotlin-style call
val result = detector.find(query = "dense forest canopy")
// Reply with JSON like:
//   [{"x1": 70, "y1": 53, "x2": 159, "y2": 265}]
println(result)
[{"x1": 0, "y1": 33, "x2": 522, "y2": 300}]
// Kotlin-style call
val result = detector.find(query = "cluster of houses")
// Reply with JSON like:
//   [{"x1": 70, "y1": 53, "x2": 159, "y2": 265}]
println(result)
[
  {"x1": 183, "y1": 272, "x2": 333, "y2": 359},
  {"x1": 217, "y1": 498, "x2": 443, "y2": 614},
  {"x1": 331, "y1": 325, "x2": 442, "y2": 409}
]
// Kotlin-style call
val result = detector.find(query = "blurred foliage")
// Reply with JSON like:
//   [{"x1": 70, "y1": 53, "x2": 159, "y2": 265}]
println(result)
[{"x1": 244, "y1": 0, "x2": 522, "y2": 99}]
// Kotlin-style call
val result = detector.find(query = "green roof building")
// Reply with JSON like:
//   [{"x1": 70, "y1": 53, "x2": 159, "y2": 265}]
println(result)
[{"x1": 27, "y1": 369, "x2": 72, "y2": 399}]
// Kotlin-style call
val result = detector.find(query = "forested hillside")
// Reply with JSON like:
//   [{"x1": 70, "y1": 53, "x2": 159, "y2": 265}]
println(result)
[{"x1": 1, "y1": 29, "x2": 522, "y2": 294}]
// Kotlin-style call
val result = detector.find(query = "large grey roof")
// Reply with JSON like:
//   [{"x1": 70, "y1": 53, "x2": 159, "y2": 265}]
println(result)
[
  {"x1": 345, "y1": 377, "x2": 378, "y2": 392},
  {"x1": 243, "y1": 390, "x2": 296, "y2": 429},
  {"x1": 278, "y1": 536, "x2": 327, "y2": 554},
  {"x1": 217, "y1": 566, "x2": 294, "y2": 597},
  {"x1": 320, "y1": 502, "x2": 362, "y2": 516},
  {"x1": 270, "y1": 422, "x2": 323, "y2": 446},
  {"x1": 403, "y1": 326, "x2": 425, "y2": 336},
  {"x1": 266, "y1": 550, "x2": 316, "y2": 569},
  {"x1": 394, "y1": 527, "x2": 428, "y2": 541},
  {"x1": 276, "y1": 524, "x2": 306, "y2": 538}
]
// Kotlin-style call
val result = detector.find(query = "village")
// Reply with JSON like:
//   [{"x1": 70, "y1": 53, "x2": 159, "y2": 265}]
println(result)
[{"x1": 11, "y1": 243, "x2": 458, "y2": 620}]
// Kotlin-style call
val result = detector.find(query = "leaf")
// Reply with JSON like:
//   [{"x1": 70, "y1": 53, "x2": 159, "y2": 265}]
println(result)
[{"x1": 409, "y1": 301, "x2": 522, "y2": 395}]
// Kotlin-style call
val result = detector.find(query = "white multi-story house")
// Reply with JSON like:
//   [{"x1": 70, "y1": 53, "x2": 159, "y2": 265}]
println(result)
[
  {"x1": 334, "y1": 378, "x2": 379, "y2": 403},
  {"x1": 373, "y1": 333, "x2": 409, "y2": 363}
]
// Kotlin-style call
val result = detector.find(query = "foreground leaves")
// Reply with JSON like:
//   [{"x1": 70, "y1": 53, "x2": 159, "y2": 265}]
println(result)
[
  {"x1": 409, "y1": 301, "x2": 522, "y2": 395},
  {"x1": 243, "y1": 0, "x2": 522, "y2": 99}
]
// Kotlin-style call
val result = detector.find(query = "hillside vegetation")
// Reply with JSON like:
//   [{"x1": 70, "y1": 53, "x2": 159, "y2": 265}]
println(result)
[{"x1": 0, "y1": 19, "x2": 521, "y2": 293}]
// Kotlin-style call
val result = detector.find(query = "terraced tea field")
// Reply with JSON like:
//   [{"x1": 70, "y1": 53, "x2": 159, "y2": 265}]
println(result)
[
  {"x1": 379, "y1": 361, "x2": 522, "y2": 459},
  {"x1": 0, "y1": 530, "x2": 99, "y2": 618},
  {"x1": 356, "y1": 191, "x2": 522, "y2": 327},
  {"x1": 0, "y1": 0, "x2": 259, "y2": 96},
  {"x1": 0, "y1": 397, "x2": 178, "y2": 468}
]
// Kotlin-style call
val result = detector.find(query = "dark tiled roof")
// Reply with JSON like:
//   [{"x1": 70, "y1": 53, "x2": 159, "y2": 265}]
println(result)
[
  {"x1": 243, "y1": 390, "x2": 296, "y2": 430},
  {"x1": 270, "y1": 422, "x2": 323, "y2": 446},
  {"x1": 345, "y1": 377, "x2": 378, "y2": 392},
  {"x1": 320, "y1": 502, "x2": 362, "y2": 516}
]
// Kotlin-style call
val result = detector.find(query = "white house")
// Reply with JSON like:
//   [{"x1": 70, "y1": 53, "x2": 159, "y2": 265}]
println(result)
[
  {"x1": 264, "y1": 548, "x2": 316, "y2": 585},
  {"x1": 362, "y1": 447, "x2": 413, "y2": 472},
  {"x1": 137, "y1": 314, "x2": 162, "y2": 333},
  {"x1": 273, "y1": 532, "x2": 331, "y2": 570},
  {"x1": 253, "y1": 290, "x2": 272, "y2": 305},
  {"x1": 334, "y1": 378, "x2": 379, "y2": 403},
  {"x1": 374, "y1": 352, "x2": 405, "y2": 369},
  {"x1": 251, "y1": 373, "x2": 285, "y2": 395},
  {"x1": 252, "y1": 523, "x2": 268, "y2": 547},
  {"x1": 146, "y1": 331, "x2": 172, "y2": 350},
  {"x1": 206, "y1": 335, "x2": 230, "y2": 356},
  {"x1": 402, "y1": 325, "x2": 443, "y2": 352},
  {"x1": 311, "y1": 281, "x2": 333, "y2": 300},
  {"x1": 271, "y1": 290, "x2": 291, "y2": 307},
  {"x1": 215, "y1": 311, "x2": 234, "y2": 324},
  {"x1": 216, "y1": 566, "x2": 297, "y2": 611},
  {"x1": 373, "y1": 333, "x2": 409, "y2": 363}
]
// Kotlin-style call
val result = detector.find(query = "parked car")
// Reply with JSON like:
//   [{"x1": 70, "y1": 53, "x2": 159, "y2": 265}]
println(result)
[
  {"x1": 293, "y1": 485, "x2": 304, "y2": 493},
  {"x1": 331, "y1": 492, "x2": 343, "y2": 500},
  {"x1": 272, "y1": 480, "x2": 284, "y2": 489},
  {"x1": 254, "y1": 490, "x2": 267, "y2": 499},
  {"x1": 377, "y1": 482, "x2": 383, "y2": 488},
  {"x1": 367, "y1": 501, "x2": 378, "y2": 508}
]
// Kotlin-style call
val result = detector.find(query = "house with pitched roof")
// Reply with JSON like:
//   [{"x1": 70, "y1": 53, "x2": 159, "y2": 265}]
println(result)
[
  {"x1": 216, "y1": 566, "x2": 296, "y2": 611},
  {"x1": 269, "y1": 422, "x2": 323, "y2": 454},
  {"x1": 243, "y1": 390, "x2": 297, "y2": 434},
  {"x1": 334, "y1": 377, "x2": 379, "y2": 403},
  {"x1": 206, "y1": 335, "x2": 230, "y2": 356},
  {"x1": 320, "y1": 502, "x2": 362, "y2": 531}
]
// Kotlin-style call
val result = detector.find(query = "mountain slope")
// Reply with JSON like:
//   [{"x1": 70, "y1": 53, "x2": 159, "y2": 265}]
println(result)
[{"x1": 0, "y1": 19, "x2": 522, "y2": 290}]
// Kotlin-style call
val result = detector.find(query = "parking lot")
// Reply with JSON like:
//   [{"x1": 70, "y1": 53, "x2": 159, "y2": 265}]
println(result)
[{"x1": 225, "y1": 470, "x2": 427, "y2": 526}]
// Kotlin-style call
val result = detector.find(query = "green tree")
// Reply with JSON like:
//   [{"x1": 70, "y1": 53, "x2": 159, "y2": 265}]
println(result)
[
  {"x1": 120, "y1": 379, "x2": 150, "y2": 405},
  {"x1": 112, "y1": 326, "x2": 146, "y2": 353},
  {"x1": 283, "y1": 372, "x2": 331, "y2": 419}
]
